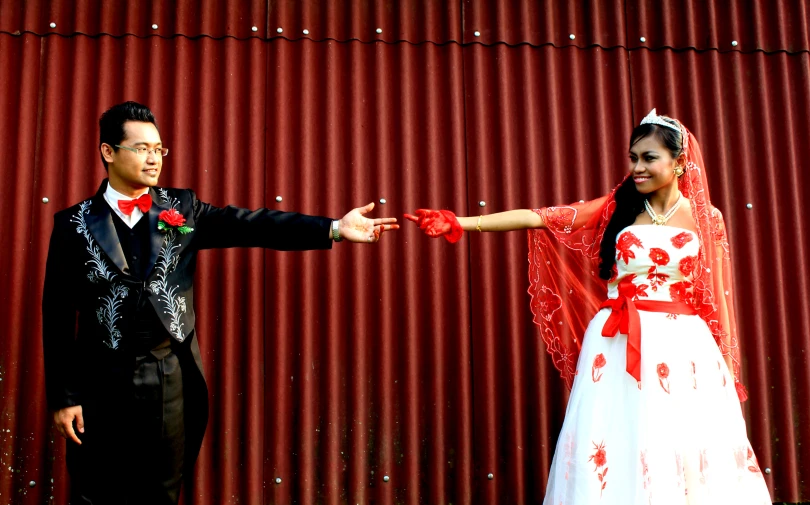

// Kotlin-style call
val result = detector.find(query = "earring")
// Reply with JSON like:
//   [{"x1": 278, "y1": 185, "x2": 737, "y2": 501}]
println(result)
[{"x1": 674, "y1": 166, "x2": 685, "y2": 177}]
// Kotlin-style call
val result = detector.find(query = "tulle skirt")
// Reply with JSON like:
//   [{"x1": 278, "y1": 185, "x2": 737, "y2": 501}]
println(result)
[{"x1": 543, "y1": 308, "x2": 771, "y2": 505}]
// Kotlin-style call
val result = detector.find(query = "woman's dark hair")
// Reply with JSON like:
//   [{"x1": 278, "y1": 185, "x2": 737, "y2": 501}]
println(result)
[
  {"x1": 597, "y1": 119, "x2": 684, "y2": 280},
  {"x1": 98, "y1": 101, "x2": 159, "y2": 170}
]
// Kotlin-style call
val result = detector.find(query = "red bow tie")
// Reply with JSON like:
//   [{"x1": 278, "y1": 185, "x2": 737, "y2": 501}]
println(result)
[{"x1": 118, "y1": 193, "x2": 152, "y2": 215}]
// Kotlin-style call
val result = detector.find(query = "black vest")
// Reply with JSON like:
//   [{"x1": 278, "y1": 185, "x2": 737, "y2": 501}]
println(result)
[{"x1": 111, "y1": 211, "x2": 170, "y2": 353}]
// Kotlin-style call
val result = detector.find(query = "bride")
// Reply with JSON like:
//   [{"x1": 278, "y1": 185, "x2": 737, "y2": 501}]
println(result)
[{"x1": 406, "y1": 109, "x2": 771, "y2": 504}]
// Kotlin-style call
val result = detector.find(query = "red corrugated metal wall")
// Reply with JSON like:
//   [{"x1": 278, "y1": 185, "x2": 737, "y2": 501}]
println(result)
[{"x1": 1, "y1": 1, "x2": 808, "y2": 503}]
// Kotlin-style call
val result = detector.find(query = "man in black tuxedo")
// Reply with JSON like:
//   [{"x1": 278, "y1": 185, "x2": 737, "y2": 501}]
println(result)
[{"x1": 42, "y1": 101, "x2": 398, "y2": 504}]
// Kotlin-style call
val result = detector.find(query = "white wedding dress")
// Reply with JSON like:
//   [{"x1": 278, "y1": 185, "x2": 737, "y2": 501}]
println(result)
[{"x1": 543, "y1": 225, "x2": 771, "y2": 505}]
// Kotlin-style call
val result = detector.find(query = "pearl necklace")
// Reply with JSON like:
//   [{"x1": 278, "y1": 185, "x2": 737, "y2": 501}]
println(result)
[{"x1": 644, "y1": 192, "x2": 682, "y2": 226}]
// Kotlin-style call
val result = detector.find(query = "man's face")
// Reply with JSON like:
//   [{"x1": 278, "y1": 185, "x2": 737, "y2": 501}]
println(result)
[{"x1": 102, "y1": 121, "x2": 163, "y2": 196}]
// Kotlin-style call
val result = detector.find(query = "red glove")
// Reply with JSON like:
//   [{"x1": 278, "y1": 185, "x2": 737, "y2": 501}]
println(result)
[{"x1": 404, "y1": 209, "x2": 464, "y2": 243}]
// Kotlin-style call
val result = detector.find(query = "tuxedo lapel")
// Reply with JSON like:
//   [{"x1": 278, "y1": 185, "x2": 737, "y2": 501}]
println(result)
[
  {"x1": 85, "y1": 180, "x2": 130, "y2": 276},
  {"x1": 145, "y1": 187, "x2": 171, "y2": 278}
]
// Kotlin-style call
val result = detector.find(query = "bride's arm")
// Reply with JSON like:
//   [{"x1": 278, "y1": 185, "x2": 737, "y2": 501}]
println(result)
[{"x1": 457, "y1": 209, "x2": 545, "y2": 232}]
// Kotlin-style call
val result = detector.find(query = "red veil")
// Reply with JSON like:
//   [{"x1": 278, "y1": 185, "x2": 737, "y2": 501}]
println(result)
[{"x1": 527, "y1": 127, "x2": 747, "y2": 401}]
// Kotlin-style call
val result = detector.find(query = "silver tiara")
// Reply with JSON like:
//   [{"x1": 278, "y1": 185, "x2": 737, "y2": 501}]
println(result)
[
  {"x1": 639, "y1": 108, "x2": 680, "y2": 133},
  {"x1": 640, "y1": 108, "x2": 689, "y2": 151}
]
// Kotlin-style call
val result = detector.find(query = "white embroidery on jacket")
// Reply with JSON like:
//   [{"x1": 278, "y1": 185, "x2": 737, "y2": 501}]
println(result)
[
  {"x1": 157, "y1": 188, "x2": 180, "y2": 209},
  {"x1": 71, "y1": 200, "x2": 129, "y2": 349},
  {"x1": 150, "y1": 190, "x2": 188, "y2": 341}
]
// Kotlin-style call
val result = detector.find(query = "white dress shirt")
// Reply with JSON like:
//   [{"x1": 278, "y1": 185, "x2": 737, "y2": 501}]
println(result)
[{"x1": 103, "y1": 184, "x2": 150, "y2": 228}]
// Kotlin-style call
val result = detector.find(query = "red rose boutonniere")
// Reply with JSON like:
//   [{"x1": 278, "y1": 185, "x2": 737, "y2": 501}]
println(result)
[{"x1": 158, "y1": 209, "x2": 194, "y2": 234}]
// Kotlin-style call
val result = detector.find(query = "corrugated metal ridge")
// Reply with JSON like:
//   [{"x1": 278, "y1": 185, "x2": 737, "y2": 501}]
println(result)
[{"x1": 1, "y1": 30, "x2": 809, "y2": 56}]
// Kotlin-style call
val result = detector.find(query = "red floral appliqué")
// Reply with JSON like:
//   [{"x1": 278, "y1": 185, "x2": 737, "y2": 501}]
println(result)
[
  {"x1": 670, "y1": 231, "x2": 694, "y2": 249},
  {"x1": 589, "y1": 441, "x2": 608, "y2": 496},
  {"x1": 657, "y1": 362, "x2": 670, "y2": 394},
  {"x1": 592, "y1": 354, "x2": 606, "y2": 382},
  {"x1": 734, "y1": 447, "x2": 746, "y2": 469},
  {"x1": 699, "y1": 449, "x2": 709, "y2": 484},
  {"x1": 618, "y1": 274, "x2": 649, "y2": 300},
  {"x1": 747, "y1": 447, "x2": 762, "y2": 473},
  {"x1": 647, "y1": 248, "x2": 670, "y2": 291},
  {"x1": 678, "y1": 255, "x2": 698, "y2": 277},
  {"x1": 640, "y1": 450, "x2": 651, "y2": 490},
  {"x1": 691, "y1": 361, "x2": 698, "y2": 389},
  {"x1": 649, "y1": 247, "x2": 670, "y2": 266},
  {"x1": 668, "y1": 281, "x2": 693, "y2": 304},
  {"x1": 616, "y1": 232, "x2": 643, "y2": 264}
]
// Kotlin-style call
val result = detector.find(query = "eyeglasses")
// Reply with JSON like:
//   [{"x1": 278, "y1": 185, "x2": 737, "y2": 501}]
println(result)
[{"x1": 114, "y1": 144, "x2": 169, "y2": 157}]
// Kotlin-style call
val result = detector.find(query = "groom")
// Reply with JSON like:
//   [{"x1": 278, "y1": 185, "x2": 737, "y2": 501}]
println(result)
[{"x1": 42, "y1": 101, "x2": 398, "y2": 504}]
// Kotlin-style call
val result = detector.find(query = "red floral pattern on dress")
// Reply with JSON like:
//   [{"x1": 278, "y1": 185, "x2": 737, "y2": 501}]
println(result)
[
  {"x1": 691, "y1": 361, "x2": 698, "y2": 389},
  {"x1": 646, "y1": 248, "x2": 670, "y2": 291},
  {"x1": 640, "y1": 450, "x2": 651, "y2": 491},
  {"x1": 647, "y1": 266, "x2": 669, "y2": 292},
  {"x1": 589, "y1": 441, "x2": 608, "y2": 496},
  {"x1": 678, "y1": 255, "x2": 697, "y2": 277},
  {"x1": 668, "y1": 281, "x2": 693, "y2": 304},
  {"x1": 657, "y1": 363, "x2": 670, "y2": 394},
  {"x1": 734, "y1": 447, "x2": 746, "y2": 469},
  {"x1": 616, "y1": 231, "x2": 643, "y2": 264},
  {"x1": 649, "y1": 247, "x2": 670, "y2": 266},
  {"x1": 675, "y1": 452, "x2": 685, "y2": 489},
  {"x1": 592, "y1": 354, "x2": 606, "y2": 382},
  {"x1": 618, "y1": 274, "x2": 649, "y2": 299},
  {"x1": 699, "y1": 449, "x2": 709, "y2": 484},
  {"x1": 747, "y1": 448, "x2": 762, "y2": 473},
  {"x1": 670, "y1": 231, "x2": 694, "y2": 249}
]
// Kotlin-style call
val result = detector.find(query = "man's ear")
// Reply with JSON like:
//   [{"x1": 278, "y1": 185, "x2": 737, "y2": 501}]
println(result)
[{"x1": 100, "y1": 143, "x2": 115, "y2": 163}]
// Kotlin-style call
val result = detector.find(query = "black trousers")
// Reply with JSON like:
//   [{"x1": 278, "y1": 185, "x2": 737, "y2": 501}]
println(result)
[{"x1": 67, "y1": 345, "x2": 186, "y2": 505}]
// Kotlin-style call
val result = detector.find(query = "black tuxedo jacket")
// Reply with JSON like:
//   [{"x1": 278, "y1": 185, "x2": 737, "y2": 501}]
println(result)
[{"x1": 42, "y1": 179, "x2": 333, "y2": 413}]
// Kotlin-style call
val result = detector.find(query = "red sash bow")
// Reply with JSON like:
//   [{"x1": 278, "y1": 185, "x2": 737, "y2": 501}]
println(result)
[{"x1": 600, "y1": 281, "x2": 697, "y2": 381}]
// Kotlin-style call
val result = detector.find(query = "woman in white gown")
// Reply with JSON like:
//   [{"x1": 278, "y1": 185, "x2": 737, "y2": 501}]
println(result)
[{"x1": 406, "y1": 110, "x2": 771, "y2": 504}]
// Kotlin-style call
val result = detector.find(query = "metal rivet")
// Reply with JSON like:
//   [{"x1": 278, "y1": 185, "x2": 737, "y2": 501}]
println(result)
[
  {"x1": 383, "y1": 475, "x2": 390, "y2": 482},
  {"x1": 151, "y1": 23, "x2": 158, "y2": 30},
  {"x1": 275, "y1": 477, "x2": 282, "y2": 484},
  {"x1": 303, "y1": 29, "x2": 310, "y2": 35},
  {"x1": 376, "y1": 28, "x2": 383, "y2": 34},
  {"x1": 569, "y1": 34, "x2": 576, "y2": 40},
  {"x1": 275, "y1": 196, "x2": 283, "y2": 203},
  {"x1": 474, "y1": 31, "x2": 481, "y2": 37},
  {"x1": 487, "y1": 473, "x2": 494, "y2": 480},
  {"x1": 29, "y1": 481, "x2": 36, "y2": 487},
  {"x1": 764, "y1": 467, "x2": 771, "y2": 474},
  {"x1": 42, "y1": 197, "x2": 49, "y2": 204},
  {"x1": 251, "y1": 26, "x2": 258, "y2": 32},
  {"x1": 277, "y1": 27, "x2": 283, "y2": 33},
  {"x1": 379, "y1": 198, "x2": 387, "y2": 204},
  {"x1": 49, "y1": 22, "x2": 56, "y2": 28},
  {"x1": 746, "y1": 203, "x2": 753, "y2": 209},
  {"x1": 731, "y1": 40, "x2": 738, "y2": 47},
  {"x1": 640, "y1": 36, "x2": 646, "y2": 43},
  {"x1": 478, "y1": 201, "x2": 486, "y2": 207}
]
